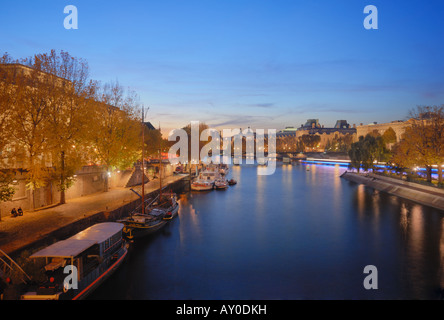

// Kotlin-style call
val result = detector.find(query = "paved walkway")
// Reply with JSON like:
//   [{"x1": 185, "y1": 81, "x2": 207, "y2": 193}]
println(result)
[
  {"x1": 0, "y1": 174, "x2": 188, "y2": 255},
  {"x1": 367, "y1": 173, "x2": 444, "y2": 197},
  {"x1": 342, "y1": 171, "x2": 444, "y2": 212}
]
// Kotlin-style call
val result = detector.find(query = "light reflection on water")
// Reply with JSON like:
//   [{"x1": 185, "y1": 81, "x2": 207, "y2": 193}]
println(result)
[{"x1": 90, "y1": 163, "x2": 444, "y2": 300}]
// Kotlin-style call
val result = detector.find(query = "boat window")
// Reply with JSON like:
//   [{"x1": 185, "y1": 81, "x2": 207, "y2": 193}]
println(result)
[
  {"x1": 103, "y1": 233, "x2": 122, "y2": 253},
  {"x1": 110, "y1": 233, "x2": 121, "y2": 246},
  {"x1": 104, "y1": 239, "x2": 110, "y2": 251},
  {"x1": 83, "y1": 244, "x2": 100, "y2": 258},
  {"x1": 81, "y1": 244, "x2": 101, "y2": 275}
]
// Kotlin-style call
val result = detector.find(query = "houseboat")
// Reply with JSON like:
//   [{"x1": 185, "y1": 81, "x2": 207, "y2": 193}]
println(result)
[{"x1": 20, "y1": 222, "x2": 128, "y2": 300}]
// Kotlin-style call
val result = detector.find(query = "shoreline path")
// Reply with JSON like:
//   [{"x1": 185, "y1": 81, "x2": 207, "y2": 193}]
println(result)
[{"x1": 0, "y1": 174, "x2": 187, "y2": 255}]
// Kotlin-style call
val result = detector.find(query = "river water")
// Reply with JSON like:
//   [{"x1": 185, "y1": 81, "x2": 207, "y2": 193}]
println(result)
[{"x1": 89, "y1": 163, "x2": 444, "y2": 300}]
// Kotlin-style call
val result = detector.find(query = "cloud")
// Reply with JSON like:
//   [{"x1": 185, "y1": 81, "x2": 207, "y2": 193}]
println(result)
[
  {"x1": 207, "y1": 113, "x2": 271, "y2": 128},
  {"x1": 305, "y1": 107, "x2": 369, "y2": 114},
  {"x1": 245, "y1": 103, "x2": 275, "y2": 109},
  {"x1": 289, "y1": 103, "x2": 371, "y2": 115}
]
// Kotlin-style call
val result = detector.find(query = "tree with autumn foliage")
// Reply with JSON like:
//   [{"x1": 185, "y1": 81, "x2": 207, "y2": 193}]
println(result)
[
  {"x1": 1, "y1": 50, "x2": 146, "y2": 209},
  {"x1": 87, "y1": 81, "x2": 141, "y2": 191},
  {"x1": 21, "y1": 50, "x2": 98, "y2": 204},
  {"x1": 0, "y1": 56, "x2": 16, "y2": 207},
  {"x1": 143, "y1": 124, "x2": 164, "y2": 157},
  {"x1": 391, "y1": 106, "x2": 444, "y2": 184},
  {"x1": 300, "y1": 134, "x2": 321, "y2": 151},
  {"x1": 381, "y1": 127, "x2": 397, "y2": 148},
  {"x1": 2, "y1": 60, "x2": 56, "y2": 210},
  {"x1": 0, "y1": 54, "x2": 15, "y2": 170}
]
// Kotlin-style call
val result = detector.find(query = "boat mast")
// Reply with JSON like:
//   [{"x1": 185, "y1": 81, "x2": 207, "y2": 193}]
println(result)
[
  {"x1": 159, "y1": 148, "x2": 162, "y2": 201},
  {"x1": 141, "y1": 106, "x2": 145, "y2": 215}
]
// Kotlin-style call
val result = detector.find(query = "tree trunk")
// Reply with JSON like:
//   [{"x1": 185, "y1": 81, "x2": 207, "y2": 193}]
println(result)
[
  {"x1": 426, "y1": 165, "x2": 432, "y2": 183},
  {"x1": 104, "y1": 165, "x2": 109, "y2": 192},
  {"x1": 59, "y1": 151, "x2": 66, "y2": 204},
  {"x1": 31, "y1": 188, "x2": 36, "y2": 211},
  {"x1": 29, "y1": 153, "x2": 36, "y2": 211},
  {"x1": 438, "y1": 164, "x2": 443, "y2": 186}
]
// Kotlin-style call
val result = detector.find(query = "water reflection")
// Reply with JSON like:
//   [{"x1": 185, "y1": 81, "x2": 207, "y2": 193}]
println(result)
[
  {"x1": 400, "y1": 203, "x2": 409, "y2": 237},
  {"x1": 178, "y1": 193, "x2": 200, "y2": 245},
  {"x1": 281, "y1": 164, "x2": 293, "y2": 190},
  {"x1": 90, "y1": 164, "x2": 444, "y2": 300},
  {"x1": 355, "y1": 184, "x2": 366, "y2": 216},
  {"x1": 332, "y1": 165, "x2": 343, "y2": 214},
  {"x1": 349, "y1": 179, "x2": 444, "y2": 299},
  {"x1": 439, "y1": 219, "x2": 444, "y2": 289}
]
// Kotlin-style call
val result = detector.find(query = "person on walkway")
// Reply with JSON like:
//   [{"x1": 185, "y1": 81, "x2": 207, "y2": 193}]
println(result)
[
  {"x1": 10, "y1": 208, "x2": 17, "y2": 218},
  {"x1": 17, "y1": 207, "x2": 23, "y2": 216}
]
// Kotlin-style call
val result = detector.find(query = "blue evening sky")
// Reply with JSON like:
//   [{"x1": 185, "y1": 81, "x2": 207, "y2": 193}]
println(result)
[{"x1": 1, "y1": 0, "x2": 443, "y2": 134}]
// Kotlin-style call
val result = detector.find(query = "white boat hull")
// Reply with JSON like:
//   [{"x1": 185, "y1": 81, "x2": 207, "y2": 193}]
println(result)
[
  {"x1": 215, "y1": 180, "x2": 228, "y2": 189},
  {"x1": 191, "y1": 183, "x2": 213, "y2": 191}
]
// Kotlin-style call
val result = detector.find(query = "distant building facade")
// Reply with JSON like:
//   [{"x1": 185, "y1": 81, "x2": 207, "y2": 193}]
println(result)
[
  {"x1": 356, "y1": 119, "x2": 414, "y2": 143},
  {"x1": 143, "y1": 121, "x2": 156, "y2": 130},
  {"x1": 277, "y1": 119, "x2": 356, "y2": 152}
]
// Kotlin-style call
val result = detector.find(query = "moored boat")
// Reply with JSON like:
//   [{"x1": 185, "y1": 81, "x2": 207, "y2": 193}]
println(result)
[
  {"x1": 191, "y1": 180, "x2": 214, "y2": 191},
  {"x1": 163, "y1": 203, "x2": 179, "y2": 220},
  {"x1": 118, "y1": 111, "x2": 179, "y2": 239},
  {"x1": 174, "y1": 165, "x2": 184, "y2": 174},
  {"x1": 219, "y1": 164, "x2": 229, "y2": 176},
  {"x1": 20, "y1": 222, "x2": 128, "y2": 300},
  {"x1": 199, "y1": 167, "x2": 217, "y2": 184},
  {"x1": 161, "y1": 193, "x2": 180, "y2": 220},
  {"x1": 228, "y1": 179, "x2": 237, "y2": 186},
  {"x1": 119, "y1": 208, "x2": 167, "y2": 240},
  {"x1": 257, "y1": 158, "x2": 268, "y2": 166},
  {"x1": 214, "y1": 179, "x2": 228, "y2": 189}
]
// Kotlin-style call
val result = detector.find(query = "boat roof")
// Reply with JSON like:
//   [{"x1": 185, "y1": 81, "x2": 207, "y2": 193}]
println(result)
[
  {"x1": 150, "y1": 208, "x2": 165, "y2": 216},
  {"x1": 30, "y1": 222, "x2": 124, "y2": 259}
]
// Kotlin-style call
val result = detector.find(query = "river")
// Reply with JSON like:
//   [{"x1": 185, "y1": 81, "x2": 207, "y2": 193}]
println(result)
[{"x1": 89, "y1": 163, "x2": 444, "y2": 299}]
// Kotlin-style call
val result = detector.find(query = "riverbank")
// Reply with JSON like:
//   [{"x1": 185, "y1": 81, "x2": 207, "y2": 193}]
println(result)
[
  {"x1": 341, "y1": 171, "x2": 444, "y2": 212},
  {"x1": 0, "y1": 174, "x2": 188, "y2": 259}
]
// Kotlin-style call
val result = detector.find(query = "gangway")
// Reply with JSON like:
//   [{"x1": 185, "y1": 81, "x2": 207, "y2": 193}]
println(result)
[{"x1": 0, "y1": 249, "x2": 31, "y2": 284}]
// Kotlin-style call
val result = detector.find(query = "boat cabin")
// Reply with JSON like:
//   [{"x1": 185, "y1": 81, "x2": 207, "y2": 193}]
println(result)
[
  {"x1": 24, "y1": 222, "x2": 125, "y2": 298},
  {"x1": 199, "y1": 171, "x2": 217, "y2": 182}
]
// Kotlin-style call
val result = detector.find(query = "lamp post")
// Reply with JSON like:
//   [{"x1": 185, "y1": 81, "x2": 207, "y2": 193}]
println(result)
[{"x1": 141, "y1": 106, "x2": 145, "y2": 215}]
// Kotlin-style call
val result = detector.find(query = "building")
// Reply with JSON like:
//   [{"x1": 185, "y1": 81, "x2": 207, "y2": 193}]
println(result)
[
  {"x1": 0, "y1": 63, "x2": 150, "y2": 216},
  {"x1": 143, "y1": 121, "x2": 156, "y2": 130},
  {"x1": 356, "y1": 119, "x2": 414, "y2": 143},
  {"x1": 301, "y1": 119, "x2": 322, "y2": 130},
  {"x1": 277, "y1": 119, "x2": 356, "y2": 152}
]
